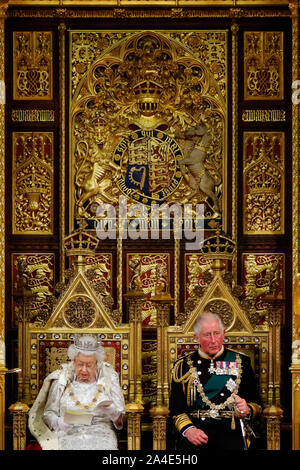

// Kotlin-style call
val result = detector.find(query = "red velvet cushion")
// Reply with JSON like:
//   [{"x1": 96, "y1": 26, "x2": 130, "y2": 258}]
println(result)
[{"x1": 25, "y1": 441, "x2": 42, "y2": 450}]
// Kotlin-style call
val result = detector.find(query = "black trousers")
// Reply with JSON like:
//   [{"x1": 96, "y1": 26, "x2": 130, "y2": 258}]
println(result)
[{"x1": 175, "y1": 417, "x2": 247, "y2": 451}]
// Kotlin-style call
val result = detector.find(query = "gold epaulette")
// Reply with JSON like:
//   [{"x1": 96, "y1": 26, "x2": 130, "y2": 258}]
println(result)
[{"x1": 171, "y1": 353, "x2": 193, "y2": 383}]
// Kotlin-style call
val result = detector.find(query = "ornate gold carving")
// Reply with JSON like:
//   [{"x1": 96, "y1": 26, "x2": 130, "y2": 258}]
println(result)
[
  {"x1": 70, "y1": 30, "x2": 227, "y2": 227},
  {"x1": 231, "y1": 21, "x2": 238, "y2": 281},
  {"x1": 244, "y1": 31, "x2": 283, "y2": 100},
  {"x1": 152, "y1": 295, "x2": 173, "y2": 407},
  {"x1": 127, "y1": 253, "x2": 170, "y2": 326},
  {"x1": 243, "y1": 132, "x2": 285, "y2": 234},
  {"x1": 12, "y1": 253, "x2": 54, "y2": 326},
  {"x1": 289, "y1": 1, "x2": 300, "y2": 284},
  {"x1": 263, "y1": 405, "x2": 283, "y2": 450},
  {"x1": 201, "y1": 226, "x2": 235, "y2": 262},
  {"x1": 293, "y1": 274, "x2": 300, "y2": 363},
  {"x1": 13, "y1": 31, "x2": 52, "y2": 100},
  {"x1": 204, "y1": 299, "x2": 234, "y2": 328},
  {"x1": 0, "y1": 7, "x2": 6, "y2": 364},
  {"x1": 125, "y1": 402, "x2": 144, "y2": 450},
  {"x1": 11, "y1": 109, "x2": 55, "y2": 122},
  {"x1": 59, "y1": 22, "x2": 66, "y2": 281},
  {"x1": 7, "y1": 5, "x2": 291, "y2": 20},
  {"x1": 184, "y1": 253, "x2": 212, "y2": 300},
  {"x1": 149, "y1": 405, "x2": 170, "y2": 450},
  {"x1": 242, "y1": 253, "x2": 285, "y2": 326},
  {"x1": 8, "y1": 402, "x2": 30, "y2": 451},
  {"x1": 124, "y1": 290, "x2": 146, "y2": 404},
  {"x1": 142, "y1": 340, "x2": 157, "y2": 406},
  {"x1": 64, "y1": 296, "x2": 97, "y2": 328},
  {"x1": 290, "y1": 1, "x2": 300, "y2": 447},
  {"x1": 12, "y1": 132, "x2": 54, "y2": 234},
  {"x1": 45, "y1": 347, "x2": 68, "y2": 376},
  {"x1": 0, "y1": 367, "x2": 7, "y2": 449},
  {"x1": 242, "y1": 109, "x2": 286, "y2": 122},
  {"x1": 74, "y1": 253, "x2": 112, "y2": 296}
]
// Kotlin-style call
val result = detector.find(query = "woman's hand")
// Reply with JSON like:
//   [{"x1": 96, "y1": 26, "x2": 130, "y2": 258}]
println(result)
[
  {"x1": 54, "y1": 417, "x2": 73, "y2": 431},
  {"x1": 98, "y1": 404, "x2": 121, "y2": 423}
]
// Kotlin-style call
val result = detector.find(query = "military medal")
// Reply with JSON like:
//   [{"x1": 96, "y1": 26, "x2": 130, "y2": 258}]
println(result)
[
  {"x1": 208, "y1": 360, "x2": 215, "y2": 374},
  {"x1": 187, "y1": 353, "x2": 242, "y2": 424},
  {"x1": 226, "y1": 378, "x2": 237, "y2": 393}
]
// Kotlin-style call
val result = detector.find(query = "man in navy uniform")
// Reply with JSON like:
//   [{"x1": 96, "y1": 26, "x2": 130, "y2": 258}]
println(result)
[{"x1": 169, "y1": 312, "x2": 262, "y2": 450}]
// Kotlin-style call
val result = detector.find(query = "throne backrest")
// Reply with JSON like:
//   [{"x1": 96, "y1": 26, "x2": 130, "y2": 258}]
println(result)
[
  {"x1": 26, "y1": 268, "x2": 130, "y2": 404},
  {"x1": 29, "y1": 330, "x2": 129, "y2": 402},
  {"x1": 167, "y1": 270, "x2": 272, "y2": 408}
]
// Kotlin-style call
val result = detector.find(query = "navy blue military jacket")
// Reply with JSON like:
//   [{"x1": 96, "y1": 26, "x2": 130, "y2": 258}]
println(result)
[{"x1": 169, "y1": 348, "x2": 262, "y2": 434}]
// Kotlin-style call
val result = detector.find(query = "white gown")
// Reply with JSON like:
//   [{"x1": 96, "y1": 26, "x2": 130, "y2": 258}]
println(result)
[
  {"x1": 55, "y1": 381, "x2": 118, "y2": 450},
  {"x1": 29, "y1": 362, "x2": 125, "y2": 450}
]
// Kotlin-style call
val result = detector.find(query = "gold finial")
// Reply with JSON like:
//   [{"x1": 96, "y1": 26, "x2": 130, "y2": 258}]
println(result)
[
  {"x1": 201, "y1": 225, "x2": 235, "y2": 261},
  {"x1": 64, "y1": 219, "x2": 99, "y2": 271}
]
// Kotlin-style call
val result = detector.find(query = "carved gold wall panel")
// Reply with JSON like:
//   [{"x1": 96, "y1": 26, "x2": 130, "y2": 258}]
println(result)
[
  {"x1": 242, "y1": 253, "x2": 285, "y2": 325},
  {"x1": 142, "y1": 339, "x2": 157, "y2": 406},
  {"x1": 12, "y1": 253, "x2": 55, "y2": 326},
  {"x1": 243, "y1": 132, "x2": 284, "y2": 234},
  {"x1": 70, "y1": 253, "x2": 112, "y2": 295},
  {"x1": 70, "y1": 30, "x2": 227, "y2": 231},
  {"x1": 12, "y1": 132, "x2": 54, "y2": 234},
  {"x1": 244, "y1": 31, "x2": 283, "y2": 100},
  {"x1": 184, "y1": 253, "x2": 212, "y2": 300},
  {"x1": 13, "y1": 31, "x2": 52, "y2": 100},
  {"x1": 126, "y1": 253, "x2": 170, "y2": 326}
]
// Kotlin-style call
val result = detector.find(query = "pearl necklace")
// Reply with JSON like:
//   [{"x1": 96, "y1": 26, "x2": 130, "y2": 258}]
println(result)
[{"x1": 67, "y1": 382, "x2": 103, "y2": 410}]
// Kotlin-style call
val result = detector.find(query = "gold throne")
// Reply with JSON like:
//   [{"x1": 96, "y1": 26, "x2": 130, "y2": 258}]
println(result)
[
  {"x1": 9, "y1": 223, "x2": 139, "y2": 450},
  {"x1": 165, "y1": 229, "x2": 283, "y2": 450}
]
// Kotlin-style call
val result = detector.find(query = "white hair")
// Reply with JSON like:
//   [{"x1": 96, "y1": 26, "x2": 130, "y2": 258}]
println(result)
[{"x1": 193, "y1": 312, "x2": 225, "y2": 336}]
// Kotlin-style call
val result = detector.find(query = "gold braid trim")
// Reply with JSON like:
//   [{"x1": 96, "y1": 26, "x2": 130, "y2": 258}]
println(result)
[
  {"x1": 173, "y1": 413, "x2": 193, "y2": 433},
  {"x1": 172, "y1": 358, "x2": 190, "y2": 382},
  {"x1": 172, "y1": 356, "x2": 195, "y2": 401},
  {"x1": 187, "y1": 374, "x2": 196, "y2": 407},
  {"x1": 248, "y1": 402, "x2": 262, "y2": 419}
]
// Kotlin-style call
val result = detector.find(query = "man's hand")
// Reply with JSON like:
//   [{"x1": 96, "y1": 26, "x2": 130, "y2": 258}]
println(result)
[
  {"x1": 184, "y1": 426, "x2": 208, "y2": 446},
  {"x1": 232, "y1": 394, "x2": 251, "y2": 416}
]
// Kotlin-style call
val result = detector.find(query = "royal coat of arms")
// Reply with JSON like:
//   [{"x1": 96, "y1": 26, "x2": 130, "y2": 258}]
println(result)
[{"x1": 70, "y1": 30, "x2": 227, "y2": 230}]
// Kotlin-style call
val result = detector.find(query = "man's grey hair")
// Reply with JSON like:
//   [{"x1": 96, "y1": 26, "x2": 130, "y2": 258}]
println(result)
[{"x1": 193, "y1": 312, "x2": 225, "y2": 336}]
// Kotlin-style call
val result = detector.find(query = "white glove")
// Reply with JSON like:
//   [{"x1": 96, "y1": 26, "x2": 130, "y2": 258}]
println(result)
[
  {"x1": 54, "y1": 416, "x2": 73, "y2": 431},
  {"x1": 97, "y1": 404, "x2": 121, "y2": 422}
]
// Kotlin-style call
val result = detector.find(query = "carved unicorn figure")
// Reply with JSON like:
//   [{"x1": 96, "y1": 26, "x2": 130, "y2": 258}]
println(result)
[{"x1": 177, "y1": 124, "x2": 221, "y2": 216}]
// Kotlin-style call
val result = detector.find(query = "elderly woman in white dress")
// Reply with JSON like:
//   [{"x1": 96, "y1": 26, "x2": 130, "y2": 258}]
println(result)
[{"x1": 28, "y1": 334, "x2": 125, "y2": 450}]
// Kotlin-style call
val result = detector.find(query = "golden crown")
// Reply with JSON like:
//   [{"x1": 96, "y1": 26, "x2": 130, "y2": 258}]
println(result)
[
  {"x1": 201, "y1": 226, "x2": 235, "y2": 261},
  {"x1": 64, "y1": 219, "x2": 99, "y2": 256}
]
